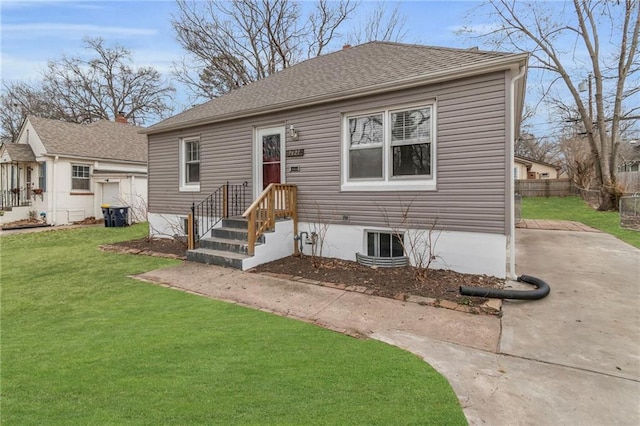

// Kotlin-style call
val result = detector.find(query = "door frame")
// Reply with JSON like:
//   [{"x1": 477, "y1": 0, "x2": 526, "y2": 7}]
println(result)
[{"x1": 253, "y1": 126, "x2": 286, "y2": 199}]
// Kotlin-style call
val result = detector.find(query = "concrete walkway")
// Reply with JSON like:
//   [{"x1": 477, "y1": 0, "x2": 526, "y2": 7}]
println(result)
[{"x1": 136, "y1": 228, "x2": 640, "y2": 425}]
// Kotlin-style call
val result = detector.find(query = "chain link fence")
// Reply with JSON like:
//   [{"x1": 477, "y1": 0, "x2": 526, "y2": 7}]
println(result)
[
  {"x1": 620, "y1": 195, "x2": 640, "y2": 231},
  {"x1": 515, "y1": 194, "x2": 522, "y2": 224}
]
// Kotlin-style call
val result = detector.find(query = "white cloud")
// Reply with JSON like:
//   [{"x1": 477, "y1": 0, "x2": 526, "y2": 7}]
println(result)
[
  {"x1": 2, "y1": 23, "x2": 156, "y2": 38},
  {"x1": 0, "y1": 54, "x2": 47, "y2": 81}
]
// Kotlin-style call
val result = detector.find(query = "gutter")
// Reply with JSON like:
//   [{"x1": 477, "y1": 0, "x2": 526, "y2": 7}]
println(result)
[
  {"x1": 508, "y1": 63, "x2": 527, "y2": 279},
  {"x1": 41, "y1": 152, "x2": 146, "y2": 166},
  {"x1": 143, "y1": 53, "x2": 530, "y2": 136}
]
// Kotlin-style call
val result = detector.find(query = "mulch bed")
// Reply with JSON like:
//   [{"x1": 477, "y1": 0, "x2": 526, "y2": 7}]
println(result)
[
  {"x1": 252, "y1": 256, "x2": 504, "y2": 308},
  {"x1": 1, "y1": 219, "x2": 49, "y2": 230},
  {"x1": 106, "y1": 237, "x2": 188, "y2": 259},
  {"x1": 107, "y1": 238, "x2": 504, "y2": 312}
]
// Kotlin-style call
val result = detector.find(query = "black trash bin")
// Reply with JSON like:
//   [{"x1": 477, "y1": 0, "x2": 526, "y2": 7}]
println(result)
[
  {"x1": 111, "y1": 207, "x2": 129, "y2": 227},
  {"x1": 102, "y1": 207, "x2": 112, "y2": 227}
]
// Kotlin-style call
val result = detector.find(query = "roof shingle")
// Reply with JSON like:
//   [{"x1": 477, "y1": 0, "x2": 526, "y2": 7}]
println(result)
[
  {"x1": 28, "y1": 116, "x2": 147, "y2": 163},
  {"x1": 146, "y1": 41, "x2": 526, "y2": 134},
  {"x1": 2, "y1": 143, "x2": 36, "y2": 162}
]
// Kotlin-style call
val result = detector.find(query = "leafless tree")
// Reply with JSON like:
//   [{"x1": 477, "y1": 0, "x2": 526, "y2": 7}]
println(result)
[
  {"x1": 0, "y1": 37, "x2": 175, "y2": 140},
  {"x1": 462, "y1": 0, "x2": 640, "y2": 210},
  {"x1": 515, "y1": 132, "x2": 560, "y2": 164},
  {"x1": 558, "y1": 131, "x2": 596, "y2": 190},
  {"x1": 0, "y1": 82, "x2": 60, "y2": 142},
  {"x1": 346, "y1": 2, "x2": 408, "y2": 45},
  {"x1": 41, "y1": 37, "x2": 175, "y2": 125},
  {"x1": 172, "y1": 0, "x2": 408, "y2": 102}
]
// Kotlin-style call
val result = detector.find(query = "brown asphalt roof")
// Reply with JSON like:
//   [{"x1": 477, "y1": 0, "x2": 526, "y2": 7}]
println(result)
[
  {"x1": 1, "y1": 143, "x2": 36, "y2": 162},
  {"x1": 28, "y1": 116, "x2": 147, "y2": 163},
  {"x1": 146, "y1": 41, "x2": 527, "y2": 134}
]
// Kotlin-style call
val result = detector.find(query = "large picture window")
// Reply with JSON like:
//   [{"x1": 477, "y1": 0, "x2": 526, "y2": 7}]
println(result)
[
  {"x1": 180, "y1": 137, "x2": 200, "y2": 191},
  {"x1": 342, "y1": 104, "x2": 435, "y2": 191},
  {"x1": 71, "y1": 165, "x2": 90, "y2": 191}
]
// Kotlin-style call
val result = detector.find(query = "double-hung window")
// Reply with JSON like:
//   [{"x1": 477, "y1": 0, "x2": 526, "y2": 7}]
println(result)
[
  {"x1": 342, "y1": 104, "x2": 435, "y2": 191},
  {"x1": 71, "y1": 165, "x2": 90, "y2": 191},
  {"x1": 38, "y1": 162, "x2": 47, "y2": 192},
  {"x1": 180, "y1": 137, "x2": 200, "y2": 191},
  {"x1": 348, "y1": 113, "x2": 383, "y2": 179}
]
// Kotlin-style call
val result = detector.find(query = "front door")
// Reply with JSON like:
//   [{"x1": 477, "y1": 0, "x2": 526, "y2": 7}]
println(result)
[{"x1": 255, "y1": 126, "x2": 285, "y2": 196}]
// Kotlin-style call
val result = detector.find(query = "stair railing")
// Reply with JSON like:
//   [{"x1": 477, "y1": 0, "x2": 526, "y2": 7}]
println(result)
[
  {"x1": 242, "y1": 183, "x2": 298, "y2": 256},
  {"x1": 188, "y1": 181, "x2": 248, "y2": 250}
]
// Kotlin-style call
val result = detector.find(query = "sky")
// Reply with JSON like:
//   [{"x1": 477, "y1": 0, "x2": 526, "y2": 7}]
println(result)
[
  {"x1": 1, "y1": 0, "x2": 636, "y2": 139},
  {"x1": 0, "y1": 1, "x2": 487, "y2": 109}
]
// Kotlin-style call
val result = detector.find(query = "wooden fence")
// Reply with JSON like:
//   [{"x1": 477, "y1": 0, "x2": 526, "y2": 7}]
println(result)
[{"x1": 515, "y1": 179, "x2": 574, "y2": 197}]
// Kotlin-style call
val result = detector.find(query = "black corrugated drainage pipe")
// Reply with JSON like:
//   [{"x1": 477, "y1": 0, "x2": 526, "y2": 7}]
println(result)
[{"x1": 459, "y1": 275, "x2": 550, "y2": 300}]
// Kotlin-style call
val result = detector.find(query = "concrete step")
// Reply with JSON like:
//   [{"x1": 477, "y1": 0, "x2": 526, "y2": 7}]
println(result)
[
  {"x1": 211, "y1": 226, "x2": 266, "y2": 243},
  {"x1": 186, "y1": 248, "x2": 249, "y2": 270},
  {"x1": 222, "y1": 217, "x2": 248, "y2": 229},
  {"x1": 198, "y1": 236, "x2": 262, "y2": 254},
  {"x1": 211, "y1": 226, "x2": 249, "y2": 241}
]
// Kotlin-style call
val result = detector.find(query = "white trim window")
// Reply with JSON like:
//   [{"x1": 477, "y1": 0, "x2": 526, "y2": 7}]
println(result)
[
  {"x1": 342, "y1": 104, "x2": 436, "y2": 191},
  {"x1": 180, "y1": 137, "x2": 200, "y2": 192},
  {"x1": 71, "y1": 164, "x2": 90, "y2": 191}
]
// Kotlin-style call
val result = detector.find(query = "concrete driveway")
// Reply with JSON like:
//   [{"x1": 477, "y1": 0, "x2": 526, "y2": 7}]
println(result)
[
  {"x1": 137, "y1": 227, "x2": 640, "y2": 425},
  {"x1": 377, "y1": 228, "x2": 639, "y2": 425}
]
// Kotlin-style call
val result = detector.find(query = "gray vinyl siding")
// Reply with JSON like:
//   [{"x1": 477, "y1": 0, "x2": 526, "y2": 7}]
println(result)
[{"x1": 148, "y1": 71, "x2": 508, "y2": 234}]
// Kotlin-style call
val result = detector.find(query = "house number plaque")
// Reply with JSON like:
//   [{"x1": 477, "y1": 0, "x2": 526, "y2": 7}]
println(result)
[{"x1": 286, "y1": 149, "x2": 304, "y2": 157}]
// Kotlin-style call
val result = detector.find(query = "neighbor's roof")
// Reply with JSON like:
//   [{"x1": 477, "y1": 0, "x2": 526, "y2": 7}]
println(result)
[
  {"x1": 515, "y1": 155, "x2": 560, "y2": 170},
  {"x1": 27, "y1": 116, "x2": 147, "y2": 163},
  {"x1": 145, "y1": 41, "x2": 528, "y2": 135},
  {"x1": 1, "y1": 143, "x2": 37, "y2": 162}
]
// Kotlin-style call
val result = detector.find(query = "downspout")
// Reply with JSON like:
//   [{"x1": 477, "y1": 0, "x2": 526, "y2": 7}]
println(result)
[
  {"x1": 52, "y1": 156, "x2": 58, "y2": 225},
  {"x1": 508, "y1": 64, "x2": 527, "y2": 279}
]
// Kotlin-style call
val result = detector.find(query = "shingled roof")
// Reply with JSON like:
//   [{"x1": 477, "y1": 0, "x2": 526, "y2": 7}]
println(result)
[
  {"x1": 146, "y1": 41, "x2": 528, "y2": 134},
  {"x1": 28, "y1": 116, "x2": 147, "y2": 163},
  {"x1": 1, "y1": 143, "x2": 37, "y2": 162}
]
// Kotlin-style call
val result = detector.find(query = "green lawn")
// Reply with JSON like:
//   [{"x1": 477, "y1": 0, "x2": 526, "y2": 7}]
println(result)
[
  {"x1": 1, "y1": 224, "x2": 466, "y2": 425},
  {"x1": 521, "y1": 196, "x2": 640, "y2": 248}
]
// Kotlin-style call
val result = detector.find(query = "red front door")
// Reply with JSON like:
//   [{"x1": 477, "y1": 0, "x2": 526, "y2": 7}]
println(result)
[
  {"x1": 256, "y1": 127, "x2": 285, "y2": 194},
  {"x1": 262, "y1": 132, "x2": 281, "y2": 189}
]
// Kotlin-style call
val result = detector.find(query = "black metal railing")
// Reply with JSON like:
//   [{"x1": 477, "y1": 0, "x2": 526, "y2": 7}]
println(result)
[
  {"x1": 190, "y1": 181, "x2": 248, "y2": 244},
  {"x1": 1, "y1": 188, "x2": 31, "y2": 210}
]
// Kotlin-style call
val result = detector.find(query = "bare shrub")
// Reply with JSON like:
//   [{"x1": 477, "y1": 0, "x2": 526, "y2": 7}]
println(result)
[{"x1": 379, "y1": 199, "x2": 443, "y2": 282}]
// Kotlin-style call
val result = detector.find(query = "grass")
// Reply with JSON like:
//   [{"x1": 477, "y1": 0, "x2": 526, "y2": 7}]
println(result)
[
  {"x1": 521, "y1": 196, "x2": 640, "y2": 249},
  {"x1": 1, "y1": 224, "x2": 466, "y2": 425}
]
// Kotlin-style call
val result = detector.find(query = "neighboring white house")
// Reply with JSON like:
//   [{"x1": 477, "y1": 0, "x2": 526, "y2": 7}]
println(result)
[
  {"x1": 0, "y1": 115, "x2": 147, "y2": 225},
  {"x1": 514, "y1": 155, "x2": 561, "y2": 180}
]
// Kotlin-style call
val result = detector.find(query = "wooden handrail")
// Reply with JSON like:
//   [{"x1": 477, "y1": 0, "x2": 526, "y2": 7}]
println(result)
[{"x1": 242, "y1": 183, "x2": 298, "y2": 256}]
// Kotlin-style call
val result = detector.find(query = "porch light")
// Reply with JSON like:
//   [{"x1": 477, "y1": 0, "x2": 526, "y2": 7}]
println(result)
[{"x1": 289, "y1": 125, "x2": 298, "y2": 140}]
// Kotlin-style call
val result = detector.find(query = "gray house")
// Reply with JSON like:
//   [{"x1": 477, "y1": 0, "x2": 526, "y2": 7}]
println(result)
[{"x1": 144, "y1": 42, "x2": 528, "y2": 278}]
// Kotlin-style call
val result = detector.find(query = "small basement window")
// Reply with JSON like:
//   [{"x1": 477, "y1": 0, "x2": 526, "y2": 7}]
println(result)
[
  {"x1": 357, "y1": 231, "x2": 408, "y2": 268},
  {"x1": 367, "y1": 231, "x2": 404, "y2": 257}
]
